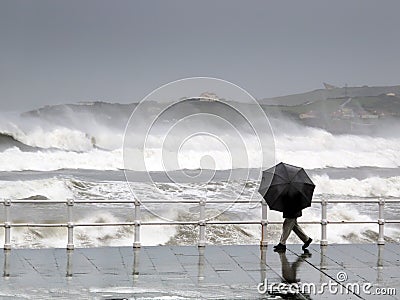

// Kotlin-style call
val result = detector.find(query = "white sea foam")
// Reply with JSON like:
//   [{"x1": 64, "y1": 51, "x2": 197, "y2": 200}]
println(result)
[
  {"x1": 0, "y1": 176, "x2": 399, "y2": 248},
  {"x1": 0, "y1": 115, "x2": 125, "y2": 151},
  {"x1": 0, "y1": 123, "x2": 94, "y2": 151},
  {"x1": 0, "y1": 178, "x2": 73, "y2": 200},
  {"x1": 1, "y1": 128, "x2": 400, "y2": 171},
  {"x1": 2, "y1": 175, "x2": 400, "y2": 204},
  {"x1": 0, "y1": 147, "x2": 123, "y2": 171},
  {"x1": 313, "y1": 175, "x2": 400, "y2": 197},
  {"x1": 276, "y1": 127, "x2": 400, "y2": 169},
  {"x1": 1, "y1": 108, "x2": 400, "y2": 172}
]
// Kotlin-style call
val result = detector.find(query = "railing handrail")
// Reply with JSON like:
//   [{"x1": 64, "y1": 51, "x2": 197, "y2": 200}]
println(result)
[
  {"x1": 3, "y1": 198, "x2": 400, "y2": 204},
  {"x1": 1, "y1": 220, "x2": 400, "y2": 227},
  {"x1": 1, "y1": 197, "x2": 400, "y2": 250}
]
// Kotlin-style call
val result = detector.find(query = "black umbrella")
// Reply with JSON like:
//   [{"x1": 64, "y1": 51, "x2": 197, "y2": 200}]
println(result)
[{"x1": 258, "y1": 162, "x2": 315, "y2": 214}]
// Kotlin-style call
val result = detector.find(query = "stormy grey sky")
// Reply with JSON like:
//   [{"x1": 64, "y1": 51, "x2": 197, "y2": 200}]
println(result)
[{"x1": 1, "y1": 0, "x2": 400, "y2": 112}]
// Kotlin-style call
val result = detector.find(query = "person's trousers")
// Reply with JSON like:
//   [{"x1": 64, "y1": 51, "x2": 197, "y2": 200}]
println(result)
[{"x1": 279, "y1": 218, "x2": 309, "y2": 245}]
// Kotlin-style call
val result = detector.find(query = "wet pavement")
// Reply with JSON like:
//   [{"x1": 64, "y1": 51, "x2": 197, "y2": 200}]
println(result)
[{"x1": 0, "y1": 244, "x2": 399, "y2": 299}]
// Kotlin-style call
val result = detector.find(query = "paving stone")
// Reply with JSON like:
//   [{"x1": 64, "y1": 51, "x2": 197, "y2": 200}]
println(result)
[{"x1": 0, "y1": 244, "x2": 399, "y2": 299}]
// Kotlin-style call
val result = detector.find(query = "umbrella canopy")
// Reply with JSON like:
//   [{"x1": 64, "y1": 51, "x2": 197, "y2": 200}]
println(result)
[{"x1": 258, "y1": 162, "x2": 315, "y2": 214}]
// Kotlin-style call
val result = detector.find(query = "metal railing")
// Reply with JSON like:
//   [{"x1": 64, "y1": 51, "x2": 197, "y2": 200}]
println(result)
[{"x1": 1, "y1": 198, "x2": 400, "y2": 250}]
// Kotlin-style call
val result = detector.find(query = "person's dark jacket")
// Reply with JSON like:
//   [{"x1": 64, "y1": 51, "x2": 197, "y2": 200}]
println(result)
[
  {"x1": 282, "y1": 190, "x2": 303, "y2": 218},
  {"x1": 283, "y1": 209, "x2": 302, "y2": 218}
]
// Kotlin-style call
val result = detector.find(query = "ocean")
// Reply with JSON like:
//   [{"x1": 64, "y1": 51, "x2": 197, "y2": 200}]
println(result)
[{"x1": 0, "y1": 101, "x2": 399, "y2": 248}]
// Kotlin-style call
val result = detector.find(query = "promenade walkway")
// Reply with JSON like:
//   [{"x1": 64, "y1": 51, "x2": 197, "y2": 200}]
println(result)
[{"x1": 0, "y1": 244, "x2": 399, "y2": 299}]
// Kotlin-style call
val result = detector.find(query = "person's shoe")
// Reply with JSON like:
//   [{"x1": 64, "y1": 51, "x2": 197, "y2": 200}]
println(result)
[
  {"x1": 273, "y1": 243, "x2": 286, "y2": 252},
  {"x1": 301, "y1": 249, "x2": 312, "y2": 258},
  {"x1": 302, "y1": 238, "x2": 312, "y2": 250}
]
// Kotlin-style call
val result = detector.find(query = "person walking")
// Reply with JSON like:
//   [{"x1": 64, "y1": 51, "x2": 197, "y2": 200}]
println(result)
[
  {"x1": 273, "y1": 208, "x2": 312, "y2": 252},
  {"x1": 258, "y1": 162, "x2": 315, "y2": 253}
]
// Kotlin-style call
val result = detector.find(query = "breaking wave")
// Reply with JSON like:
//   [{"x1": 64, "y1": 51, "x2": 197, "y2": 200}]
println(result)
[
  {"x1": 0, "y1": 102, "x2": 399, "y2": 171},
  {"x1": 0, "y1": 176, "x2": 399, "y2": 248},
  {"x1": 0, "y1": 147, "x2": 123, "y2": 171},
  {"x1": 313, "y1": 175, "x2": 400, "y2": 198},
  {"x1": 275, "y1": 127, "x2": 400, "y2": 170},
  {"x1": 1, "y1": 133, "x2": 400, "y2": 171}
]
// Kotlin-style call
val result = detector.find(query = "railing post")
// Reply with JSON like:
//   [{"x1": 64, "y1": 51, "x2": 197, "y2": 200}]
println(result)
[
  {"x1": 4, "y1": 199, "x2": 11, "y2": 250},
  {"x1": 67, "y1": 198, "x2": 74, "y2": 250},
  {"x1": 260, "y1": 201, "x2": 268, "y2": 247},
  {"x1": 320, "y1": 198, "x2": 328, "y2": 246},
  {"x1": 133, "y1": 199, "x2": 141, "y2": 248},
  {"x1": 198, "y1": 199, "x2": 206, "y2": 247},
  {"x1": 377, "y1": 198, "x2": 385, "y2": 245}
]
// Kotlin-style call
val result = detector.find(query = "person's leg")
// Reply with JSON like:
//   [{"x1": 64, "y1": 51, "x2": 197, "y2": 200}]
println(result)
[
  {"x1": 292, "y1": 219, "x2": 309, "y2": 243},
  {"x1": 279, "y1": 218, "x2": 296, "y2": 245}
]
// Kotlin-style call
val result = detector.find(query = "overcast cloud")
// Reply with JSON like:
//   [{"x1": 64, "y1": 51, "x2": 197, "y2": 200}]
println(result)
[{"x1": 1, "y1": 0, "x2": 400, "y2": 112}]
